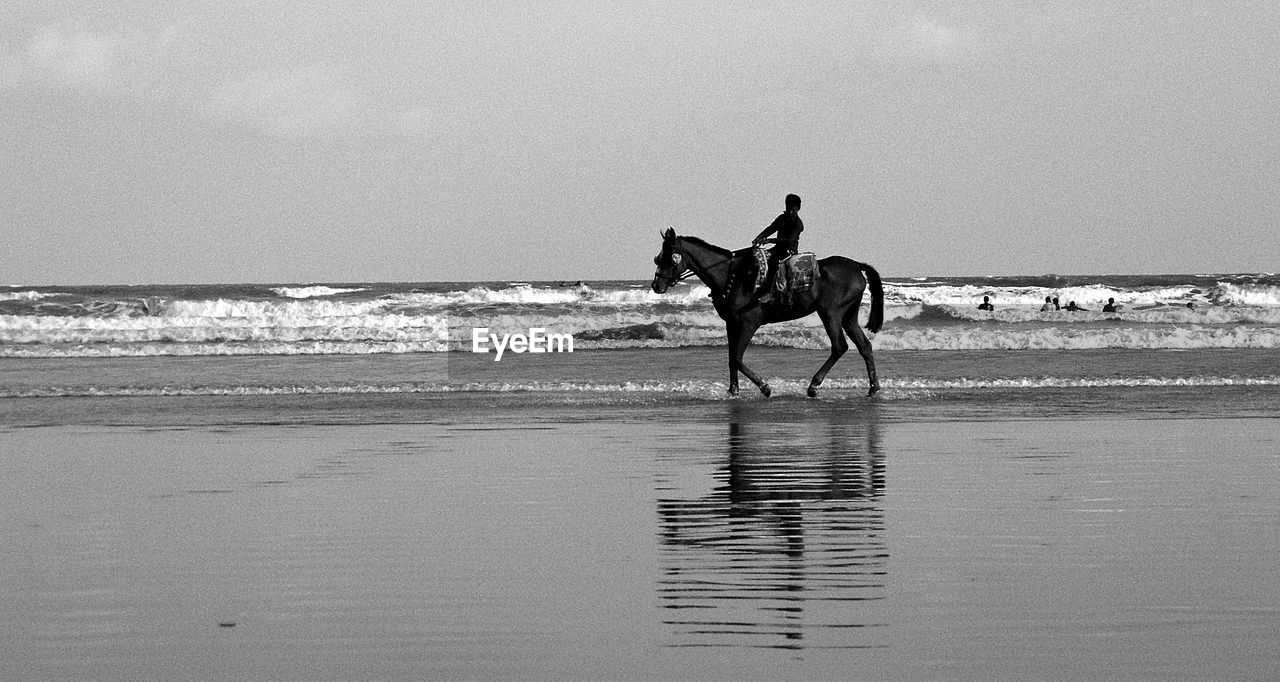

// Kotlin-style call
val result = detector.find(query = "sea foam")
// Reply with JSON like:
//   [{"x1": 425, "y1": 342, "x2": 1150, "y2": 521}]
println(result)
[
  {"x1": 5, "y1": 373, "x2": 1275, "y2": 399},
  {"x1": 3, "y1": 276, "x2": 1278, "y2": 357}
]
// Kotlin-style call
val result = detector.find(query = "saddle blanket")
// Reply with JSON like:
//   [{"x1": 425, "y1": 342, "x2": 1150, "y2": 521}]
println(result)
[
  {"x1": 751, "y1": 247, "x2": 770, "y2": 290},
  {"x1": 776, "y1": 252, "x2": 818, "y2": 295}
]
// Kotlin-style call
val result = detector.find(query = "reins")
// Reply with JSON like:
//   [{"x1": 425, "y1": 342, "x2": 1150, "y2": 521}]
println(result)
[{"x1": 674, "y1": 241, "x2": 752, "y2": 302}]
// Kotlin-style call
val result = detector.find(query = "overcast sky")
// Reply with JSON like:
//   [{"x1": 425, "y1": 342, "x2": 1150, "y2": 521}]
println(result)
[{"x1": 3, "y1": 2, "x2": 1277, "y2": 284}]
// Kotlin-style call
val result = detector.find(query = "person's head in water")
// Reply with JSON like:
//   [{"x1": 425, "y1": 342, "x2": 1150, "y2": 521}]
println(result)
[{"x1": 785, "y1": 194, "x2": 801, "y2": 212}]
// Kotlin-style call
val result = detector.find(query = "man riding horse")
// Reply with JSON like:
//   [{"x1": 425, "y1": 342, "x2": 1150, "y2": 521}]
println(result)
[
  {"x1": 751, "y1": 193, "x2": 804, "y2": 305},
  {"x1": 651, "y1": 211, "x2": 883, "y2": 397}
]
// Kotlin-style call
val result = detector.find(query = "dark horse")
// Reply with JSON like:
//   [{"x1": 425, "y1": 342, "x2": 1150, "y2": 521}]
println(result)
[{"x1": 651, "y1": 228, "x2": 883, "y2": 398}]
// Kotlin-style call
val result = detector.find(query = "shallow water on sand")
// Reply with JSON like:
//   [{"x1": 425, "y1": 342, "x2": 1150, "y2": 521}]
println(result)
[{"x1": 3, "y1": 402, "x2": 1277, "y2": 679}]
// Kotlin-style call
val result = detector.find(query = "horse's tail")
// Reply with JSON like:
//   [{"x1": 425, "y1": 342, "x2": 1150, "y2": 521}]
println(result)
[{"x1": 862, "y1": 263, "x2": 884, "y2": 333}]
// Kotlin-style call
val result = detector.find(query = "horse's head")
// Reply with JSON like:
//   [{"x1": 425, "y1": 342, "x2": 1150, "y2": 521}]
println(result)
[{"x1": 651, "y1": 227, "x2": 689, "y2": 294}]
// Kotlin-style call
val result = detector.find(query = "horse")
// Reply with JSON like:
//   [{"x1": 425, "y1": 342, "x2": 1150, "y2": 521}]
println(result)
[{"x1": 650, "y1": 228, "x2": 883, "y2": 398}]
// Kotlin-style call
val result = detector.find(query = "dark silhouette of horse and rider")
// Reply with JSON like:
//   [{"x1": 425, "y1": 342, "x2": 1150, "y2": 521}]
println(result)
[{"x1": 651, "y1": 194, "x2": 883, "y2": 398}]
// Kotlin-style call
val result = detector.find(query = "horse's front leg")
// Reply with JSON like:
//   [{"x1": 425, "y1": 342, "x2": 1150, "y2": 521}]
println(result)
[
  {"x1": 730, "y1": 321, "x2": 771, "y2": 398},
  {"x1": 726, "y1": 323, "x2": 741, "y2": 396}
]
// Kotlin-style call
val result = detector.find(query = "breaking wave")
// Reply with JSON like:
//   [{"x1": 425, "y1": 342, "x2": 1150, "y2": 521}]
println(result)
[{"x1": 3, "y1": 275, "x2": 1278, "y2": 357}]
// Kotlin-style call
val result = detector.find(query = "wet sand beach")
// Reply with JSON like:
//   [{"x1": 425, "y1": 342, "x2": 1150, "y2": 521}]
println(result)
[{"x1": 3, "y1": 396, "x2": 1278, "y2": 679}]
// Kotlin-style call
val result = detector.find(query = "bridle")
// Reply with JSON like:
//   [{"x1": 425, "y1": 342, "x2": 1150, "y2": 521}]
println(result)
[
  {"x1": 654, "y1": 237, "x2": 738, "y2": 295},
  {"x1": 652, "y1": 248, "x2": 692, "y2": 291}
]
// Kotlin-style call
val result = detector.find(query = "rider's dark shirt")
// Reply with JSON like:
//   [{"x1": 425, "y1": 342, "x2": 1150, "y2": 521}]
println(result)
[{"x1": 762, "y1": 212, "x2": 804, "y2": 254}]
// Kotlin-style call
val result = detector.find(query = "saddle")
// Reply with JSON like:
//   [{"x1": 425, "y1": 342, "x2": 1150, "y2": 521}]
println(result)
[
  {"x1": 751, "y1": 247, "x2": 819, "y2": 302},
  {"x1": 776, "y1": 252, "x2": 818, "y2": 298}
]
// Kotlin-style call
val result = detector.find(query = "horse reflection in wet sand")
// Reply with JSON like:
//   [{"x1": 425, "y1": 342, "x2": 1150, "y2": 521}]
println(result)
[{"x1": 655, "y1": 406, "x2": 888, "y2": 650}]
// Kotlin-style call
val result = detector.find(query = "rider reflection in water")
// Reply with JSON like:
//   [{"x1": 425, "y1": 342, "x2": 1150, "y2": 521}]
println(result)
[{"x1": 752, "y1": 193, "x2": 804, "y2": 305}]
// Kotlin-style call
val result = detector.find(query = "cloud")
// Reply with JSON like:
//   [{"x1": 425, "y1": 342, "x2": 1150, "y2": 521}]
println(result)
[
  {"x1": 882, "y1": 14, "x2": 980, "y2": 62},
  {"x1": 207, "y1": 65, "x2": 432, "y2": 139},
  {"x1": 2, "y1": 24, "x2": 429, "y2": 140},
  {"x1": 390, "y1": 106, "x2": 433, "y2": 135},
  {"x1": 1, "y1": 25, "x2": 176, "y2": 92},
  {"x1": 208, "y1": 66, "x2": 365, "y2": 138}
]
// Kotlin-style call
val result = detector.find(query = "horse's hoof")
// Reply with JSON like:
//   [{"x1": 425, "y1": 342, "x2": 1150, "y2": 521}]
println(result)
[
  {"x1": 807, "y1": 384, "x2": 819, "y2": 398},
  {"x1": 760, "y1": 384, "x2": 772, "y2": 398},
  {"x1": 867, "y1": 385, "x2": 880, "y2": 398},
  {"x1": 728, "y1": 387, "x2": 739, "y2": 397}
]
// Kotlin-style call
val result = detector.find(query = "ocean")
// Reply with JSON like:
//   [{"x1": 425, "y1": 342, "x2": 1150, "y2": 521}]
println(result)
[
  {"x1": 4, "y1": 274, "x2": 1279, "y2": 678},
  {"x1": 3, "y1": 273, "x2": 1278, "y2": 412}
]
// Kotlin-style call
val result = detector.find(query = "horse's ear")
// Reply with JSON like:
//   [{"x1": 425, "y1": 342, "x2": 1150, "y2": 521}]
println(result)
[{"x1": 664, "y1": 227, "x2": 675, "y2": 238}]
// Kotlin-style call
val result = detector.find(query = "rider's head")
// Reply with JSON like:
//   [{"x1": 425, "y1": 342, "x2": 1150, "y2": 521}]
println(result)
[{"x1": 785, "y1": 194, "x2": 801, "y2": 211}]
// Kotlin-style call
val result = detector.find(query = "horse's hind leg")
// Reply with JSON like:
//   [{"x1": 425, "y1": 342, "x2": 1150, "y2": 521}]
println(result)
[
  {"x1": 843, "y1": 313, "x2": 879, "y2": 396},
  {"x1": 807, "y1": 309, "x2": 849, "y2": 398}
]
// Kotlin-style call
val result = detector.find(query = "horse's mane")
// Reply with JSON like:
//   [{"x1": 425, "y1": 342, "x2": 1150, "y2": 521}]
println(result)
[{"x1": 675, "y1": 235, "x2": 733, "y2": 255}]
